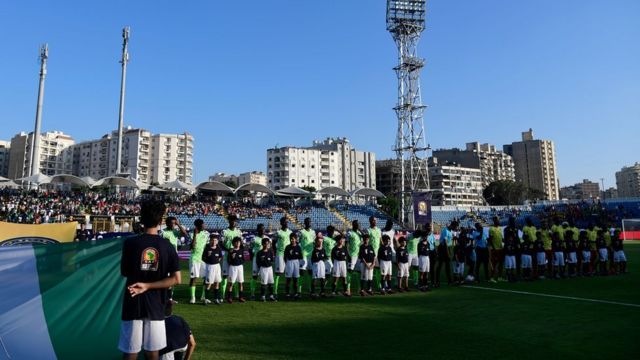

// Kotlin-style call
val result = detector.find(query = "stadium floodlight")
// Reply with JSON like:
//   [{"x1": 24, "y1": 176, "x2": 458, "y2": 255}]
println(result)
[
  {"x1": 28, "y1": 44, "x2": 49, "y2": 180},
  {"x1": 387, "y1": 0, "x2": 430, "y2": 228},
  {"x1": 116, "y1": 26, "x2": 130, "y2": 176}
]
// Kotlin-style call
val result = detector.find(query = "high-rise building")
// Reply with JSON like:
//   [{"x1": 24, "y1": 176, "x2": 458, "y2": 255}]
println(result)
[
  {"x1": 504, "y1": 129, "x2": 559, "y2": 200},
  {"x1": 428, "y1": 158, "x2": 484, "y2": 206},
  {"x1": 432, "y1": 142, "x2": 515, "y2": 188},
  {"x1": 8, "y1": 131, "x2": 75, "y2": 179},
  {"x1": 616, "y1": 163, "x2": 640, "y2": 198},
  {"x1": 560, "y1": 179, "x2": 600, "y2": 200},
  {"x1": 604, "y1": 187, "x2": 618, "y2": 200},
  {"x1": 267, "y1": 137, "x2": 375, "y2": 191},
  {"x1": 0, "y1": 140, "x2": 10, "y2": 178},
  {"x1": 65, "y1": 127, "x2": 194, "y2": 185}
]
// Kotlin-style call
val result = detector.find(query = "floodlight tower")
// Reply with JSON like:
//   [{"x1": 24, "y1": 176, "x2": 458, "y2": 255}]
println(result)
[
  {"x1": 29, "y1": 44, "x2": 49, "y2": 178},
  {"x1": 115, "y1": 26, "x2": 130, "y2": 176},
  {"x1": 387, "y1": 0, "x2": 430, "y2": 228}
]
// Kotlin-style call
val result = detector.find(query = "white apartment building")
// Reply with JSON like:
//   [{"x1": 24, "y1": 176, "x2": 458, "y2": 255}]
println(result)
[
  {"x1": 0, "y1": 140, "x2": 10, "y2": 178},
  {"x1": 209, "y1": 171, "x2": 267, "y2": 187},
  {"x1": 150, "y1": 133, "x2": 194, "y2": 185},
  {"x1": 267, "y1": 137, "x2": 376, "y2": 191},
  {"x1": 429, "y1": 158, "x2": 484, "y2": 206},
  {"x1": 616, "y1": 163, "x2": 640, "y2": 198},
  {"x1": 8, "y1": 131, "x2": 75, "y2": 179}
]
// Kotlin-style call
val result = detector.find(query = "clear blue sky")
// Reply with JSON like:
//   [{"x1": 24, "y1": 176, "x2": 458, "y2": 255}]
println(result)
[{"x1": 1, "y1": 1, "x2": 638, "y2": 187}]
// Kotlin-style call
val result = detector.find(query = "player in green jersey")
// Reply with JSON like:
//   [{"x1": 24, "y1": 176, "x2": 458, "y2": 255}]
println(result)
[
  {"x1": 162, "y1": 216, "x2": 188, "y2": 303},
  {"x1": 274, "y1": 216, "x2": 292, "y2": 298},
  {"x1": 298, "y1": 217, "x2": 316, "y2": 294},
  {"x1": 323, "y1": 225, "x2": 338, "y2": 277},
  {"x1": 221, "y1": 214, "x2": 243, "y2": 298},
  {"x1": 367, "y1": 216, "x2": 382, "y2": 291},
  {"x1": 250, "y1": 223, "x2": 266, "y2": 299},
  {"x1": 347, "y1": 220, "x2": 363, "y2": 292},
  {"x1": 189, "y1": 219, "x2": 209, "y2": 304},
  {"x1": 406, "y1": 229, "x2": 420, "y2": 288}
]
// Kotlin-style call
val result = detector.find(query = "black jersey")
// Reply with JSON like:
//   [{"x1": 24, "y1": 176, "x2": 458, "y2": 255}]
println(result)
[
  {"x1": 565, "y1": 239, "x2": 577, "y2": 252},
  {"x1": 612, "y1": 238, "x2": 623, "y2": 252},
  {"x1": 311, "y1": 247, "x2": 327, "y2": 263},
  {"x1": 418, "y1": 241, "x2": 430, "y2": 256},
  {"x1": 202, "y1": 244, "x2": 223, "y2": 265},
  {"x1": 453, "y1": 244, "x2": 465, "y2": 262},
  {"x1": 359, "y1": 244, "x2": 376, "y2": 263},
  {"x1": 397, "y1": 246, "x2": 409, "y2": 264},
  {"x1": 595, "y1": 237, "x2": 607, "y2": 249},
  {"x1": 228, "y1": 248, "x2": 244, "y2": 266},
  {"x1": 552, "y1": 239, "x2": 564, "y2": 252},
  {"x1": 521, "y1": 241, "x2": 533, "y2": 256},
  {"x1": 378, "y1": 244, "x2": 393, "y2": 261},
  {"x1": 578, "y1": 239, "x2": 589, "y2": 252},
  {"x1": 284, "y1": 244, "x2": 303, "y2": 261},
  {"x1": 256, "y1": 249, "x2": 274, "y2": 268},
  {"x1": 534, "y1": 239, "x2": 545, "y2": 253},
  {"x1": 332, "y1": 246, "x2": 348, "y2": 261},
  {"x1": 504, "y1": 241, "x2": 518, "y2": 256}
]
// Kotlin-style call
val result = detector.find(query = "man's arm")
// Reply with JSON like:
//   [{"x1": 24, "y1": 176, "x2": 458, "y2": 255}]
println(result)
[
  {"x1": 184, "y1": 334, "x2": 196, "y2": 360},
  {"x1": 128, "y1": 271, "x2": 181, "y2": 297}
]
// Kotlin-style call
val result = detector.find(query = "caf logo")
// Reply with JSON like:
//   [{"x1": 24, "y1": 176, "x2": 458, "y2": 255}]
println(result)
[{"x1": 0, "y1": 237, "x2": 59, "y2": 247}]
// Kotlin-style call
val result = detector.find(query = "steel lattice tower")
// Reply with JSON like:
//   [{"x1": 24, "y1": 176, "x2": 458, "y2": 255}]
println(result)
[{"x1": 387, "y1": 0, "x2": 430, "y2": 227}]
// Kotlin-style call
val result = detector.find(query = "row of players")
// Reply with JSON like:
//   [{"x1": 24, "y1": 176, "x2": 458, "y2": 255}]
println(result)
[{"x1": 162, "y1": 215, "x2": 629, "y2": 304}]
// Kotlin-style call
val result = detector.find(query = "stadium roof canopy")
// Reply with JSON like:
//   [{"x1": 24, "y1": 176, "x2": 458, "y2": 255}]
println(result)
[
  {"x1": 317, "y1": 186, "x2": 350, "y2": 197},
  {"x1": 0, "y1": 180, "x2": 20, "y2": 189},
  {"x1": 17, "y1": 173, "x2": 52, "y2": 185},
  {"x1": 0, "y1": 175, "x2": 9, "y2": 182},
  {"x1": 160, "y1": 180, "x2": 195, "y2": 193},
  {"x1": 276, "y1": 186, "x2": 312, "y2": 197},
  {"x1": 92, "y1": 176, "x2": 147, "y2": 189},
  {"x1": 350, "y1": 187, "x2": 385, "y2": 198},
  {"x1": 79, "y1": 176, "x2": 96, "y2": 186},
  {"x1": 147, "y1": 186, "x2": 168, "y2": 192},
  {"x1": 234, "y1": 183, "x2": 276, "y2": 195},
  {"x1": 196, "y1": 181, "x2": 234, "y2": 194},
  {"x1": 49, "y1": 174, "x2": 91, "y2": 187}
]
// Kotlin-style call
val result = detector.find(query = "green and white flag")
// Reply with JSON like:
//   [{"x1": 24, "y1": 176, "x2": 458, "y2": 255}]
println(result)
[{"x1": 0, "y1": 239, "x2": 125, "y2": 359}]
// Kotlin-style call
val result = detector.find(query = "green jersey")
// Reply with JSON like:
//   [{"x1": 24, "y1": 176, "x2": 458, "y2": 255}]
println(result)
[
  {"x1": 299, "y1": 228, "x2": 316, "y2": 258},
  {"x1": 489, "y1": 226, "x2": 504, "y2": 249},
  {"x1": 222, "y1": 228, "x2": 243, "y2": 250},
  {"x1": 368, "y1": 227, "x2": 382, "y2": 254},
  {"x1": 348, "y1": 231, "x2": 362, "y2": 258},
  {"x1": 407, "y1": 235, "x2": 419, "y2": 255},
  {"x1": 323, "y1": 236, "x2": 336, "y2": 259},
  {"x1": 522, "y1": 226, "x2": 537, "y2": 242},
  {"x1": 190, "y1": 230, "x2": 209, "y2": 263},
  {"x1": 252, "y1": 235, "x2": 264, "y2": 256},
  {"x1": 276, "y1": 229, "x2": 292, "y2": 256},
  {"x1": 551, "y1": 225, "x2": 565, "y2": 241},
  {"x1": 540, "y1": 230, "x2": 552, "y2": 250},
  {"x1": 162, "y1": 228, "x2": 181, "y2": 250}
]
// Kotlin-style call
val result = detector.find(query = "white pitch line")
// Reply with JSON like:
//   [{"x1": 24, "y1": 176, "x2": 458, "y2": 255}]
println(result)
[{"x1": 463, "y1": 285, "x2": 640, "y2": 308}]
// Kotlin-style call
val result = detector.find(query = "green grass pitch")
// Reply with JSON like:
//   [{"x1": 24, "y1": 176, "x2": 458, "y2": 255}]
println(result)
[{"x1": 172, "y1": 243, "x2": 640, "y2": 360}]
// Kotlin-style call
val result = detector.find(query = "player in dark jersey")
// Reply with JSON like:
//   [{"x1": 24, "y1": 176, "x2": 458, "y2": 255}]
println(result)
[
  {"x1": 520, "y1": 234, "x2": 534, "y2": 281},
  {"x1": 595, "y1": 232, "x2": 608, "y2": 276},
  {"x1": 534, "y1": 232, "x2": 546, "y2": 279},
  {"x1": 202, "y1": 234, "x2": 224, "y2": 305},
  {"x1": 396, "y1": 237, "x2": 410, "y2": 292},
  {"x1": 331, "y1": 235, "x2": 350, "y2": 297},
  {"x1": 378, "y1": 235, "x2": 394, "y2": 294},
  {"x1": 578, "y1": 231, "x2": 591, "y2": 276},
  {"x1": 284, "y1": 234, "x2": 303, "y2": 300},
  {"x1": 564, "y1": 232, "x2": 578, "y2": 277},
  {"x1": 226, "y1": 237, "x2": 246, "y2": 303},
  {"x1": 358, "y1": 235, "x2": 376, "y2": 296},
  {"x1": 611, "y1": 230, "x2": 627, "y2": 274},
  {"x1": 551, "y1": 233, "x2": 565, "y2": 279},
  {"x1": 310, "y1": 235, "x2": 328, "y2": 298},
  {"x1": 256, "y1": 238, "x2": 276, "y2": 302},
  {"x1": 503, "y1": 234, "x2": 518, "y2": 282},
  {"x1": 453, "y1": 238, "x2": 466, "y2": 285},
  {"x1": 417, "y1": 234, "x2": 431, "y2": 291}
]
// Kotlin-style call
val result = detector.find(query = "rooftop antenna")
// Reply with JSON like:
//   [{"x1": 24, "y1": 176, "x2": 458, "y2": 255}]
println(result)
[
  {"x1": 115, "y1": 26, "x2": 130, "y2": 176},
  {"x1": 387, "y1": 0, "x2": 430, "y2": 228},
  {"x1": 29, "y1": 43, "x2": 49, "y2": 179}
]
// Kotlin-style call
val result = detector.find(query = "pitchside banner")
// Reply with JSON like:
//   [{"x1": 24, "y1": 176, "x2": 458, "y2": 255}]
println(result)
[
  {"x1": 413, "y1": 192, "x2": 432, "y2": 227},
  {"x1": 0, "y1": 221, "x2": 78, "y2": 246}
]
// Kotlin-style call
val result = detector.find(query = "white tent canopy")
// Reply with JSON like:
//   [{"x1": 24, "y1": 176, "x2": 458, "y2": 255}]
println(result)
[
  {"x1": 80, "y1": 176, "x2": 97, "y2": 187},
  {"x1": 196, "y1": 181, "x2": 234, "y2": 194},
  {"x1": 17, "y1": 173, "x2": 52, "y2": 185},
  {"x1": 234, "y1": 183, "x2": 275, "y2": 195},
  {"x1": 49, "y1": 174, "x2": 92, "y2": 187},
  {"x1": 276, "y1": 186, "x2": 312, "y2": 197},
  {"x1": 147, "y1": 186, "x2": 168, "y2": 193},
  {"x1": 92, "y1": 176, "x2": 146, "y2": 189},
  {"x1": 350, "y1": 187, "x2": 385, "y2": 198},
  {"x1": 0, "y1": 180, "x2": 20, "y2": 189},
  {"x1": 0, "y1": 176, "x2": 9, "y2": 182},
  {"x1": 317, "y1": 186, "x2": 350, "y2": 197},
  {"x1": 160, "y1": 180, "x2": 195, "y2": 192}
]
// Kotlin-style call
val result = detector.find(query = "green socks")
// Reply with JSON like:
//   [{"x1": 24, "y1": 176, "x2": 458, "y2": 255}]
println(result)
[
  {"x1": 374, "y1": 269, "x2": 382, "y2": 290},
  {"x1": 190, "y1": 286, "x2": 196, "y2": 299},
  {"x1": 274, "y1": 275, "x2": 281, "y2": 295},
  {"x1": 250, "y1": 279, "x2": 256, "y2": 297},
  {"x1": 221, "y1": 278, "x2": 228, "y2": 297}
]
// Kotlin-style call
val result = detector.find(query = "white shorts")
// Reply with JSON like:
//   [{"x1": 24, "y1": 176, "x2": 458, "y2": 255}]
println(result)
[
  {"x1": 189, "y1": 261, "x2": 205, "y2": 279},
  {"x1": 324, "y1": 259, "x2": 333, "y2": 275},
  {"x1": 160, "y1": 344, "x2": 188, "y2": 360},
  {"x1": 380, "y1": 260, "x2": 393, "y2": 276},
  {"x1": 348, "y1": 257, "x2": 360, "y2": 271},
  {"x1": 360, "y1": 263, "x2": 374, "y2": 280},
  {"x1": 453, "y1": 261, "x2": 464, "y2": 275},
  {"x1": 418, "y1": 255, "x2": 430, "y2": 273},
  {"x1": 312, "y1": 261, "x2": 326, "y2": 279},
  {"x1": 598, "y1": 249, "x2": 608, "y2": 261},
  {"x1": 566, "y1": 252, "x2": 577, "y2": 264},
  {"x1": 285, "y1": 259, "x2": 300, "y2": 278},
  {"x1": 408, "y1": 254, "x2": 419, "y2": 267},
  {"x1": 222, "y1": 256, "x2": 229, "y2": 276},
  {"x1": 259, "y1": 266, "x2": 274, "y2": 285},
  {"x1": 553, "y1": 252, "x2": 565, "y2": 266},
  {"x1": 582, "y1": 251, "x2": 591, "y2": 262},
  {"x1": 205, "y1": 263, "x2": 222, "y2": 284},
  {"x1": 118, "y1": 319, "x2": 166, "y2": 354},
  {"x1": 505, "y1": 255, "x2": 516, "y2": 270},
  {"x1": 614, "y1": 250, "x2": 626, "y2": 263},
  {"x1": 228, "y1": 265, "x2": 244, "y2": 284},
  {"x1": 521, "y1": 255, "x2": 532, "y2": 269},
  {"x1": 397, "y1": 262, "x2": 409, "y2": 278},
  {"x1": 299, "y1": 257, "x2": 310, "y2": 271},
  {"x1": 332, "y1": 260, "x2": 347, "y2": 278},
  {"x1": 275, "y1": 255, "x2": 286, "y2": 273},
  {"x1": 536, "y1": 252, "x2": 547, "y2": 266}
]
